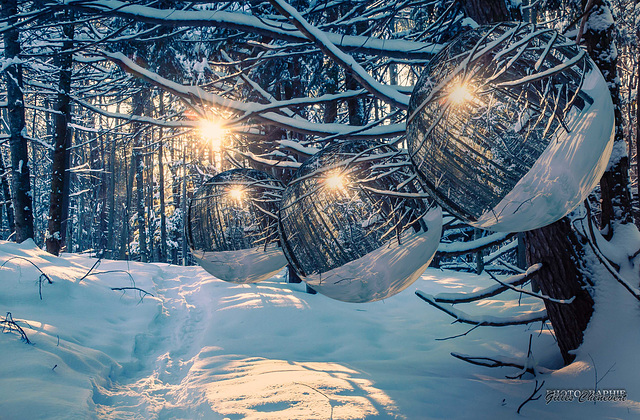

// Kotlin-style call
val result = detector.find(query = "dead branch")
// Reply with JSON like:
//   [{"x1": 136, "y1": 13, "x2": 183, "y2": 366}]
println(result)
[
  {"x1": 517, "y1": 380, "x2": 545, "y2": 414},
  {"x1": 506, "y1": 335, "x2": 535, "y2": 380},
  {"x1": 111, "y1": 286, "x2": 154, "y2": 303},
  {"x1": 436, "y1": 324, "x2": 481, "y2": 341},
  {"x1": 78, "y1": 258, "x2": 102, "y2": 282},
  {"x1": 89, "y1": 270, "x2": 137, "y2": 287},
  {"x1": 1, "y1": 257, "x2": 53, "y2": 300},
  {"x1": 451, "y1": 352, "x2": 536, "y2": 374},
  {"x1": 1, "y1": 312, "x2": 32, "y2": 344}
]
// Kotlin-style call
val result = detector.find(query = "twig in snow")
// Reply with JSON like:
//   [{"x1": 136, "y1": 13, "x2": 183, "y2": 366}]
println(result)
[
  {"x1": 517, "y1": 380, "x2": 545, "y2": 414},
  {"x1": 451, "y1": 352, "x2": 542, "y2": 376},
  {"x1": 1, "y1": 312, "x2": 32, "y2": 344},
  {"x1": 506, "y1": 335, "x2": 535, "y2": 380},
  {"x1": 436, "y1": 324, "x2": 481, "y2": 341},
  {"x1": 78, "y1": 258, "x2": 102, "y2": 282},
  {"x1": 588, "y1": 354, "x2": 616, "y2": 392},
  {"x1": 111, "y1": 286, "x2": 153, "y2": 303},
  {"x1": 1, "y1": 257, "x2": 53, "y2": 300},
  {"x1": 295, "y1": 382, "x2": 334, "y2": 420},
  {"x1": 90, "y1": 270, "x2": 136, "y2": 287}
]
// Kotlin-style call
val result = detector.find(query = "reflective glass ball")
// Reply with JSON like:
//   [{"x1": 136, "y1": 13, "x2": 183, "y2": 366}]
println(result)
[
  {"x1": 187, "y1": 168, "x2": 287, "y2": 283},
  {"x1": 407, "y1": 22, "x2": 614, "y2": 232},
  {"x1": 278, "y1": 140, "x2": 442, "y2": 303}
]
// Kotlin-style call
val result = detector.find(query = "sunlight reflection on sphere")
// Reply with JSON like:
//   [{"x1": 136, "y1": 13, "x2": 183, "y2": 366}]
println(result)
[
  {"x1": 187, "y1": 168, "x2": 287, "y2": 283},
  {"x1": 278, "y1": 140, "x2": 443, "y2": 303},
  {"x1": 407, "y1": 22, "x2": 614, "y2": 232}
]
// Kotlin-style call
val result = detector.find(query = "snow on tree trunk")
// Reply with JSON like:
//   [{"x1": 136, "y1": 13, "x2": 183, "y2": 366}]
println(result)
[
  {"x1": 2, "y1": 0, "x2": 34, "y2": 243},
  {"x1": 583, "y1": 0, "x2": 635, "y2": 233}
]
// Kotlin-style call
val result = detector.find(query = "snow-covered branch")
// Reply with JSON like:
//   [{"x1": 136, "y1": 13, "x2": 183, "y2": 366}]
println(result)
[
  {"x1": 437, "y1": 232, "x2": 514, "y2": 256},
  {"x1": 100, "y1": 51, "x2": 405, "y2": 139},
  {"x1": 432, "y1": 264, "x2": 542, "y2": 304},
  {"x1": 57, "y1": 0, "x2": 443, "y2": 59},
  {"x1": 268, "y1": 0, "x2": 410, "y2": 109},
  {"x1": 415, "y1": 291, "x2": 548, "y2": 326}
]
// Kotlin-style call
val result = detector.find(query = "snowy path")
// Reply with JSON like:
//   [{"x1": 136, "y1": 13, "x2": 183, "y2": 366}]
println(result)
[{"x1": 2, "y1": 240, "x2": 640, "y2": 419}]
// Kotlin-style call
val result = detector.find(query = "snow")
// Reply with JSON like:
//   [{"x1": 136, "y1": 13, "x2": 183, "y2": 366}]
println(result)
[{"x1": 1, "y1": 239, "x2": 639, "y2": 419}]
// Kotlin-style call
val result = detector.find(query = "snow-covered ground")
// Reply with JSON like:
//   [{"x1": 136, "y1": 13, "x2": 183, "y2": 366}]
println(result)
[{"x1": 0, "y1": 240, "x2": 638, "y2": 419}]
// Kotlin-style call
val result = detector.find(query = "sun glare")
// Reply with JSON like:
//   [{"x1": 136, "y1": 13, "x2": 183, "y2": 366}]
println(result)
[
  {"x1": 448, "y1": 83, "x2": 473, "y2": 104},
  {"x1": 324, "y1": 173, "x2": 346, "y2": 190},
  {"x1": 200, "y1": 120, "x2": 226, "y2": 152},
  {"x1": 228, "y1": 187, "x2": 245, "y2": 201}
]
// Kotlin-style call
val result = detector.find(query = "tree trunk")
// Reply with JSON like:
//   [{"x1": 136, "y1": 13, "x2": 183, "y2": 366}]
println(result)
[
  {"x1": 461, "y1": 0, "x2": 511, "y2": 25},
  {"x1": 158, "y1": 96, "x2": 168, "y2": 262},
  {"x1": 119, "y1": 149, "x2": 136, "y2": 259},
  {"x1": 46, "y1": 15, "x2": 74, "y2": 255},
  {"x1": 132, "y1": 91, "x2": 148, "y2": 262},
  {"x1": 181, "y1": 147, "x2": 188, "y2": 265},
  {"x1": 524, "y1": 220, "x2": 594, "y2": 365},
  {"x1": 0, "y1": 149, "x2": 15, "y2": 238},
  {"x1": 106, "y1": 132, "x2": 117, "y2": 257},
  {"x1": 2, "y1": 0, "x2": 34, "y2": 243},
  {"x1": 634, "y1": 0, "x2": 640, "y2": 234},
  {"x1": 582, "y1": 0, "x2": 635, "y2": 233}
]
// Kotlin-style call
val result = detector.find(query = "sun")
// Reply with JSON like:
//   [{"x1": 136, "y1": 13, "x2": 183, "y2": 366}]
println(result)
[
  {"x1": 448, "y1": 83, "x2": 473, "y2": 104},
  {"x1": 200, "y1": 120, "x2": 226, "y2": 152},
  {"x1": 324, "y1": 172, "x2": 346, "y2": 190},
  {"x1": 228, "y1": 187, "x2": 245, "y2": 201}
]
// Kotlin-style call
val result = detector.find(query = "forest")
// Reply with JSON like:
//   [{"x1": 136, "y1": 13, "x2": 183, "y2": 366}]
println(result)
[{"x1": 1, "y1": 0, "x2": 640, "y2": 418}]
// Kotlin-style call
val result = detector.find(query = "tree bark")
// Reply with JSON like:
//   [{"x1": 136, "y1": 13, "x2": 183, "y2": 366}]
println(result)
[
  {"x1": 132, "y1": 90, "x2": 149, "y2": 262},
  {"x1": 582, "y1": 0, "x2": 635, "y2": 233},
  {"x1": 181, "y1": 146, "x2": 187, "y2": 265},
  {"x1": 461, "y1": 0, "x2": 511, "y2": 25},
  {"x1": 46, "y1": 14, "x2": 74, "y2": 255},
  {"x1": 106, "y1": 132, "x2": 117, "y2": 257},
  {"x1": 0, "y1": 149, "x2": 15, "y2": 238},
  {"x1": 525, "y1": 220, "x2": 594, "y2": 365},
  {"x1": 2, "y1": 0, "x2": 34, "y2": 243},
  {"x1": 158, "y1": 95, "x2": 168, "y2": 262}
]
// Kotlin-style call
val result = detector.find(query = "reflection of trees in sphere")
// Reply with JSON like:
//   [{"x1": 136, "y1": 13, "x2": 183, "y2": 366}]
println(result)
[
  {"x1": 187, "y1": 168, "x2": 286, "y2": 283},
  {"x1": 407, "y1": 22, "x2": 614, "y2": 232},
  {"x1": 278, "y1": 140, "x2": 442, "y2": 303}
]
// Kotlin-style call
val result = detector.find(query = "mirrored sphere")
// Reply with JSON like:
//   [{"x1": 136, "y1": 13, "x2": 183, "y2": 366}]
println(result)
[
  {"x1": 187, "y1": 168, "x2": 287, "y2": 283},
  {"x1": 407, "y1": 22, "x2": 614, "y2": 232},
  {"x1": 278, "y1": 140, "x2": 443, "y2": 303}
]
